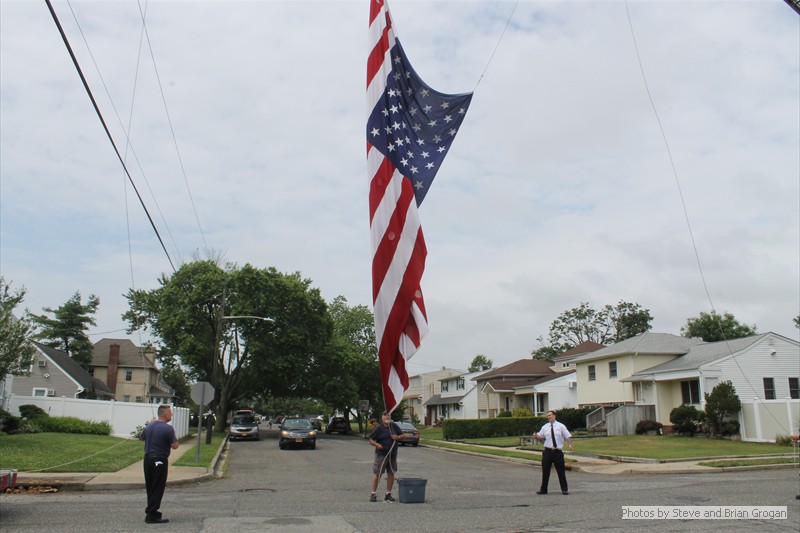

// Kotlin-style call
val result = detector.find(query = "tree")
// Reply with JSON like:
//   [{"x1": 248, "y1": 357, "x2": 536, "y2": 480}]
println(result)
[
  {"x1": 532, "y1": 301, "x2": 653, "y2": 359},
  {"x1": 123, "y1": 260, "x2": 333, "y2": 431},
  {"x1": 468, "y1": 354, "x2": 493, "y2": 373},
  {"x1": 680, "y1": 311, "x2": 756, "y2": 342},
  {"x1": 315, "y1": 296, "x2": 379, "y2": 431},
  {"x1": 0, "y1": 278, "x2": 36, "y2": 382},
  {"x1": 30, "y1": 291, "x2": 99, "y2": 368},
  {"x1": 703, "y1": 381, "x2": 741, "y2": 435}
]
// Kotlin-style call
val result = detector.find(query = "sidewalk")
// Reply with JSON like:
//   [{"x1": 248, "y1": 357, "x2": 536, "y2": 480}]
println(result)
[{"x1": 14, "y1": 433, "x2": 225, "y2": 491}]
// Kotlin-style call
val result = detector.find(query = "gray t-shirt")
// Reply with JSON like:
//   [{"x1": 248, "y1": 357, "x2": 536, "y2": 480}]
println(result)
[{"x1": 142, "y1": 420, "x2": 177, "y2": 457}]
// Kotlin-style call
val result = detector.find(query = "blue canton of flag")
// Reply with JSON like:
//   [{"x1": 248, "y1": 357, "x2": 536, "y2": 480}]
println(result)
[{"x1": 367, "y1": 38, "x2": 472, "y2": 207}]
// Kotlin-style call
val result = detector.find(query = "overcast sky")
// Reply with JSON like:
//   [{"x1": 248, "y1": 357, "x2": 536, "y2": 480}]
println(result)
[{"x1": 1, "y1": 0, "x2": 798, "y2": 375}]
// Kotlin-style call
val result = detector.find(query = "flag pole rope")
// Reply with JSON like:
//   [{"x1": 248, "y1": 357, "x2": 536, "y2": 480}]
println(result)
[{"x1": 474, "y1": 0, "x2": 520, "y2": 91}]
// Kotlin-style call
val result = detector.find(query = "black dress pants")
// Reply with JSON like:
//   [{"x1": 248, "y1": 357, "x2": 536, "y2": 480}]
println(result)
[
  {"x1": 144, "y1": 455, "x2": 169, "y2": 518},
  {"x1": 540, "y1": 448, "x2": 568, "y2": 493}
]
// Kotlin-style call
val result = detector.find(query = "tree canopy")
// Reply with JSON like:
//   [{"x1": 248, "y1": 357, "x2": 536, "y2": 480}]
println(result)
[
  {"x1": 0, "y1": 278, "x2": 36, "y2": 382},
  {"x1": 30, "y1": 291, "x2": 99, "y2": 368},
  {"x1": 532, "y1": 301, "x2": 653, "y2": 359},
  {"x1": 123, "y1": 260, "x2": 333, "y2": 430},
  {"x1": 680, "y1": 311, "x2": 756, "y2": 342},
  {"x1": 468, "y1": 354, "x2": 493, "y2": 373}
]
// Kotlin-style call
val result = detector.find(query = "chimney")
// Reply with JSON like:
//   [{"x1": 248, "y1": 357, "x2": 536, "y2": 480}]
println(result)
[{"x1": 107, "y1": 344, "x2": 120, "y2": 393}]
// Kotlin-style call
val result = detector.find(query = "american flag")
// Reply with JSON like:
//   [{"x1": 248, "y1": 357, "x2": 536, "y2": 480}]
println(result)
[{"x1": 367, "y1": 0, "x2": 472, "y2": 413}]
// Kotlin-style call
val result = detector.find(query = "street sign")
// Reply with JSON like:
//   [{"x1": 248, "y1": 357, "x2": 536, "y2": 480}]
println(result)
[{"x1": 190, "y1": 382, "x2": 215, "y2": 406}]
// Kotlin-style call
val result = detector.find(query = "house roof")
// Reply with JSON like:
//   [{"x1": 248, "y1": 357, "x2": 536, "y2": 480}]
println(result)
[
  {"x1": 34, "y1": 342, "x2": 114, "y2": 398},
  {"x1": 474, "y1": 359, "x2": 555, "y2": 381},
  {"x1": 424, "y1": 393, "x2": 465, "y2": 406},
  {"x1": 553, "y1": 341, "x2": 606, "y2": 361},
  {"x1": 92, "y1": 338, "x2": 159, "y2": 370},
  {"x1": 569, "y1": 333, "x2": 703, "y2": 363},
  {"x1": 483, "y1": 378, "x2": 546, "y2": 392},
  {"x1": 621, "y1": 334, "x2": 768, "y2": 380}
]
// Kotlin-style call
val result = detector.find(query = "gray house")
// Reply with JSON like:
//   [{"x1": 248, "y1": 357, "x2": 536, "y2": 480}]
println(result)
[{"x1": 10, "y1": 342, "x2": 114, "y2": 400}]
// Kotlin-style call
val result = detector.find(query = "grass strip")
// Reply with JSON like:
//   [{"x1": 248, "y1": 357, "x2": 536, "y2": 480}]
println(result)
[
  {"x1": 421, "y1": 439, "x2": 547, "y2": 463},
  {"x1": 173, "y1": 432, "x2": 226, "y2": 468},
  {"x1": 698, "y1": 457, "x2": 800, "y2": 468}
]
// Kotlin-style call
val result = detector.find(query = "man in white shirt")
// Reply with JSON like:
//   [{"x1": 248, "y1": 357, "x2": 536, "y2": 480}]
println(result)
[{"x1": 532, "y1": 410, "x2": 573, "y2": 495}]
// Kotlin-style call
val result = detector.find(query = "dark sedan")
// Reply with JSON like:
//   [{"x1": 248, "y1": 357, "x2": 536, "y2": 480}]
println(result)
[
  {"x1": 325, "y1": 416, "x2": 351, "y2": 435},
  {"x1": 397, "y1": 422, "x2": 420, "y2": 446},
  {"x1": 229, "y1": 414, "x2": 260, "y2": 441},
  {"x1": 279, "y1": 417, "x2": 317, "y2": 450}
]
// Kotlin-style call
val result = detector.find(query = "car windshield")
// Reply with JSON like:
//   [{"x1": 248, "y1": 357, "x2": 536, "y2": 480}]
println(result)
[
  {"x1": 232, "y1": 415, "x2": 255, "y2": 425},
  {"x1": 283, "y1": 419, "x2": 312, "y2": 430}
]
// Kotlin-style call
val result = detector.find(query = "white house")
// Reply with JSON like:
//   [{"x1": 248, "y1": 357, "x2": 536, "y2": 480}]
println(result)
[
  {"x1": 403, "y1": 367, "x2": 465, "y2": 424},
  {"x1": 424, "y1": 371, "x2": 482, "y2": 423},
  {"x1": 513, "y1": 370, "x2": 578, "y2": 415}
]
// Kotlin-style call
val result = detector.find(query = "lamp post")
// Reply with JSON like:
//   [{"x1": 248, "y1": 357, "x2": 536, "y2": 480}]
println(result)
[{"x1": 210, "y1": 305, "x2": 274, "y2": 435}]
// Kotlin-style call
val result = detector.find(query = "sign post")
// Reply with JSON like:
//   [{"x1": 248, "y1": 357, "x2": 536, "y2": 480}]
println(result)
[{"x1": 190, "y1": 382, "x2": 215, "y2": 463}]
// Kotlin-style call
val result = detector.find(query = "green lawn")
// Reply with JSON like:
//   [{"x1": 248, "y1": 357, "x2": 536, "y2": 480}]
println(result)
[{"x1": 0, "y1": 432, "x2": 143, "y2": 473}]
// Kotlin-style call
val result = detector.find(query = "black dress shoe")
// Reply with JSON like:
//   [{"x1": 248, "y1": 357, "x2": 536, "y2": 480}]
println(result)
[
  {"x1": 535, "y1": 490, "x2": 547, "y2": 495},
  {"x1": 562, "y1": 491, "x2": 569, "y2": 495},
  {"x1": 145, "y1": 517, "x2": 169, "y2": 524}
]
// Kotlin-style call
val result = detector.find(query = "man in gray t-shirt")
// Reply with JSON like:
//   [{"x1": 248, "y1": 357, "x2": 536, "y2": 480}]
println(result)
[{"x1": 140, "y1": 405, "x2": 179, "y2": 524}]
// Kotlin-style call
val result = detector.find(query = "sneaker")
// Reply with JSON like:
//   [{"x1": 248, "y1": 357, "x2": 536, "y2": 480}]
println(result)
[
  {"x1": 384, "y1": 493, "x2": 395, "y2": 502},
  {"x1": 369, "y1": 493, "x2": 377, "y2": 503}
]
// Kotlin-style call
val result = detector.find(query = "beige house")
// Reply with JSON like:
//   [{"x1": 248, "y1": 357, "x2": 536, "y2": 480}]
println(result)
[
  {"x1": 404, "y1": 367, "x2": 465, "y2": 424},
  {"x1": 10, "y1": 342, "x2": 114, "y2": 400},
  {"x1": 473, "y1": 359, "x2": 555, "y2": 418},
  {"x1": 571, "y1": 331, "x2": 799, "y2": 440},
  {"x1": 90, "y1": 339, "x2": 173, "y2": 404}
]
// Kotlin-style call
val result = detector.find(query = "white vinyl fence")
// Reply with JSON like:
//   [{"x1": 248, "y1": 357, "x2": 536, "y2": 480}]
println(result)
[
  {"x1": 7, "y1": 395, "x2": 190, "y2": 439},
  {"x1": 739, "y1": 398, "x2": 799, "y2": 443}
]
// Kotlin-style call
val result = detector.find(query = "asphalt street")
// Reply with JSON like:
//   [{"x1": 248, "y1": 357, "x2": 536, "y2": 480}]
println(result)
[{"x1": 1, "y1": 429, "x2": 798, "y2": 532}]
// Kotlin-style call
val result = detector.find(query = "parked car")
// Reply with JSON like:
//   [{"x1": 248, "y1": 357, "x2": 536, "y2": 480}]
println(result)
[
  {"x1": 397, "y1": 422, "x2": 420, "y2": 446},
  {"x1": 308, "y1": 415, "x2": 323, "y2": 430},
  {"x1": 229, "y1": 413, "x2": 260, "y2": 441},
  {"x1": 279, "y1": 417, "x2": 317, "y2": 450},
  {"x1": 325, "y1": 416, "x2": 351, "y2": 435}
]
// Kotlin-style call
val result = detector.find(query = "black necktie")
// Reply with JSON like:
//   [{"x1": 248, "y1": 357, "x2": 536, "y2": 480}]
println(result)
[{"x1": 550, "y1": 423, "x2": 556, "y2": 449}]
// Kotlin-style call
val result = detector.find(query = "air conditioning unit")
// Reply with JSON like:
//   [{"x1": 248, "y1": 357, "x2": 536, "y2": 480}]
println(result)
[
  {"x1": 568, "y1": 382, "x2": 577, "y2": 389},
  {"x1": 46, "y1": 389, "x2": 55, "y2": 396},
  {"x1": 37, "y1": 360, "x2": 47, "y2": 367}
]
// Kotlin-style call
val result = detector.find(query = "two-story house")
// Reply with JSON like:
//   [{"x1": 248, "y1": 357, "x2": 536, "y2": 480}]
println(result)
[
  {"x1": 10, "y1": 342, "x2": 114, "y2": 400},
  {"x1": 90, "y1": 339, "x2": 173, "y2": 404},
  {"x1": 473, "y1": 359, "x2": 555, "y2": 418},
  {"x1": 403, "y1": 367, "x2": 465, "y2": 424},
  {"x1": 424, "y1": 371, "x2": 482, "y2": 423}
]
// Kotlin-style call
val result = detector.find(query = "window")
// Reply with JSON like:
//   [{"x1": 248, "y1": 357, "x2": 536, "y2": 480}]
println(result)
[
  {"x1": 609, "y1": 361, "x2": 617, "y2": 379},
  {"x1": 135, "y1": 396, "x2": 143, "y2": 402},
  {"x1": 33, "y1": 387, "x2": 47, "y2": 397},
  {"x1": 453, "y1": 403, "x2": 460, "y2": 411},
  {"x1": 789, "y1": 378, "x2": 799, "y2": 400},
  {"x1": 442, "y1": 381, "x2": 449, "y2": 392},
  {"x1": 588, "y1": 365, "x2": 596, "y2": 381},
  {"x1": 87, "y1": 368, "x2": 94, "y2": 377},
  {"x1": 125, "y1": 369, "x2": 133, "y2": 382},
  {"x1": 123, "y1": 395, "x2": 131, "y2": 402},
  {"x1": 681, "y1": 380, "x2": 700, "y2": 404},
  {"x1": 763, "y1": 377, "x2": 775, "y2": 400},
  {"x1": 457, "y1": 377, "x2": 465, "y2": 390}
]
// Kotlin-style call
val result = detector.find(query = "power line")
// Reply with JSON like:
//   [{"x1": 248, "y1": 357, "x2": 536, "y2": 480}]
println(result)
[{"x1": 44, "y1": 0, "x2": 175, "y2": 272}]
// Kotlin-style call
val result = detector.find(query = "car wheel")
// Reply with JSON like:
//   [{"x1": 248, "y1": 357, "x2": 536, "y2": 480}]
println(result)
[
  {"x1": 279, "y1": 442, "x2": 286, "y2": 450},
  {"x1": 412, "y1": 443, "x2": 418, "y2": 447},
  {"x1": 310, "y1": 442, "x2": 316, "y2": 450}
]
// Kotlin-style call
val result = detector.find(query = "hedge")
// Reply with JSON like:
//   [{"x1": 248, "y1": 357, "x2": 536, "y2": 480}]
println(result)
[{"x1": 442, "y1": 417, "x2": 547, "y2": 440}]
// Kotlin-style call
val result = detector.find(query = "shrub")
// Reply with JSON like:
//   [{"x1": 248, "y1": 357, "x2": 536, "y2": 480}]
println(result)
[
  {"x1": 670, "y1": 405, "x2": 705, "y2": 435},
  {"x1": 704, "y1": 381, "x2": 741, "y2": 435},
  {"x1": 496, "y1": 410, "x2": 512, "y2": 418},
  {"x1": 552, "y1": 407, "x2": 594, "y2": 430},
  {"x1": 512, "y1": 407, "x2": 533, "y2": 418},
  {"x1": 442, "y1": 416, "x2": 546, "y2": 440},
  {"x1": 32, "y1": 416, "x2": 111, "y2": 435},
  {"x1": 775, "y1": 435, "x2": 793, "y2": 446},
  {"x1": 18, "y1": 404, "x2": 48, "y2": 420},
  {"x1": 0, "y1": 408, "x2": 20, "y2": 434},
  {"x1": 635, "y1": 420, "x2": 663, "y2": 435},
  {"x1": 719, "y1": 421, "x2": 740, "y2": 436}
]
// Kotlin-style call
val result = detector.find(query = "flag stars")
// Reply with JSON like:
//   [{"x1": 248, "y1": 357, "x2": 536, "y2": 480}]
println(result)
[
  {"x1": 420, "y1": 88, "x2": 429, "y2": 98},
  {"x1": 444, "y1": 115, "x2": 453, "y2": 123},
  {"x1": 432, "y1": 134, "x2": 442, "y2": 143},
  {"x1": 423, "y1": 105, "x2": 432, "y2": 113},
  {"x1": 440, "y1": 101, "x2": 450, "y2": 109},
  {"x1": 421, "y1": 151, "x2": 430, "y2": 158},
  {"x1": 389, "y1": 104, "x2": 399, "y2": 114},
  {"x1": 425, "y1": 162, "x2": 435, "y2": 170},
  {"x1": 410, "y1": 165, "x2": 419, "y2": 174},
  {"x1": 437, "y1": 146, "x2": 446, "y2": 153},
  {"x1": 371, "y1": 127, "x2": 380, "y2": 137},
  {"x1": 428, "y1": 119, "x2": 438, "y2": 127},
  {"x1": 414, "y1": 180, "x2": 425, "y2": 190}
]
